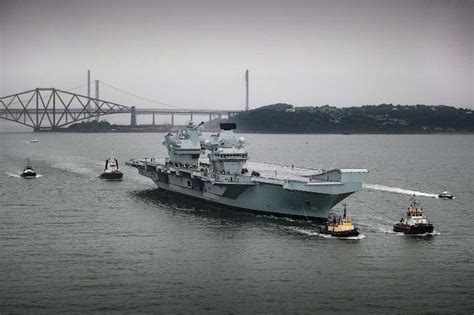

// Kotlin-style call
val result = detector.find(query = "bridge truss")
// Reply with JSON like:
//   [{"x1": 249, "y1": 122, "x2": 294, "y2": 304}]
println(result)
[{"x1": 0, "y1": 88, "x2": 131, "y2": 130}]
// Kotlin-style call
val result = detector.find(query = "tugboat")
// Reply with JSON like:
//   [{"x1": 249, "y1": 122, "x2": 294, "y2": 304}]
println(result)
[
  {"x1": 319, "y1": 204, "x2": 360, "y2": 237},
  {"x1": 99, "y1": 149, "x2": 123, "y2": 181},
  {"x1": 30, "y1": 138, "x2": 39, "y2": 143},
  {"x1": 438, "y1": 190, "x2": 454, "y2": 200},
  {"x1": 393, "y1": 194, "x2": 434, "y2": 235},
  {"x1": 20, "y1": 158, "x2": 37, "y2": 178}
]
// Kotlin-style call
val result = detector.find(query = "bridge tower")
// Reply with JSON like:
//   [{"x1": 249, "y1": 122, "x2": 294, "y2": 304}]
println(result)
[
  {"x1": 86, "y1": 70, "x2": 91, "y2": 122},
  {"x1": 87, "y1": 70, "x2": 91, "y2": 98},
  {"x1": 245, "y1": 69, "x2": 249, "y2": 111},
  {"x1": 95, "y1": 80, "x2": 100, "y2": 121},
  {"x1": 131, "y1": 106, "x2": 137, "y2": 126}
]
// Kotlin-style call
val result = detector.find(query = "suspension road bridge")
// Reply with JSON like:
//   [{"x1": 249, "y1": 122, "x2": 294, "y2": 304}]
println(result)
[{"x1": 0, "y1": 83, "x2": 242, "y2": 131}]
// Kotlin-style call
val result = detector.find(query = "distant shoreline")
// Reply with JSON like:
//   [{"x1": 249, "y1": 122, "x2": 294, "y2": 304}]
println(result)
[
  {"x1": 51, "y1": 127, "x2": 474, "y2": 135},
  {"x1": 1, "y1": 128, "x2": 473, "y2": 135}
]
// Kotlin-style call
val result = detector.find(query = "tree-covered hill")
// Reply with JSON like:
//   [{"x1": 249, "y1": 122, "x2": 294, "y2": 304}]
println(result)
[{"x1": 225, "y1": 103, "x2": 474, "y2": 133}]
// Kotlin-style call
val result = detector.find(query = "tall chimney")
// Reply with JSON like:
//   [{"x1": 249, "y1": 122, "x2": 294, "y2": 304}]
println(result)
[{"x1": 245, "y1": 69, "x2": 249, "y2": 111}]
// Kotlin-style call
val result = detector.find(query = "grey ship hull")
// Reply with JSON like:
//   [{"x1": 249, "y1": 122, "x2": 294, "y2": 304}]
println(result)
[{"x1": 130, "y1": 161, "x2": 366, "y2": 220}]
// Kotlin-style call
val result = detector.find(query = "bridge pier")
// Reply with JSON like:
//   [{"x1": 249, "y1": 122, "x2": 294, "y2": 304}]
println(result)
[{"x1": 131, "y1": 106, "x2": 137, "y2": 127}]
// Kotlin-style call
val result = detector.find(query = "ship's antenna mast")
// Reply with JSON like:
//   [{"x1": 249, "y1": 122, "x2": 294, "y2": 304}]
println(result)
[{"x1": 193, "y1": 121, "x2": 205, "y2": 130}]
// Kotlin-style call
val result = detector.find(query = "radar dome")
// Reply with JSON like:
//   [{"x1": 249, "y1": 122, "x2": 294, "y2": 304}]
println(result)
[{"x1": 238, "y1": 137, "x2": 245, "y2": 143}]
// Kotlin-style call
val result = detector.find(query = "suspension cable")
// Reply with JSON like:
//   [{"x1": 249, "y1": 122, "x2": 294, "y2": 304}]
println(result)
[{"x1": 99, "y1": 81, "x2": 186, "y2": 109}]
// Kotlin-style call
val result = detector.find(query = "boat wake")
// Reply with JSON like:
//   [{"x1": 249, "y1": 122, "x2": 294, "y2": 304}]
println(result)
[
  {"x1": 6, "y1": 171, "x2": 21, "y2": 178},
  {"x1": 375, "y1": 224, "x2": 398, "y2": 234},
  {"x1": 54, "y1": 161, "x2": 98, "y2": 177},
  {"x1": 398, "y1": 231, "x2": 441, "y2": 237},
  {"x1": 6, "y1": 171, "x2": 43, "y2": 178},
  {"x1": 363, "y1": 183, "x2": 438, "y2": 198},
  {"x1": 288, "y1": 227, "x2": 366, "y2": 240}
]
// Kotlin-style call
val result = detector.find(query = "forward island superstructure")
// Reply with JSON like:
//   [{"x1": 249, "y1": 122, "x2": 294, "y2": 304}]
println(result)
[{"x1": 127, "y1": 122, "x2": 368, "y2": 220}]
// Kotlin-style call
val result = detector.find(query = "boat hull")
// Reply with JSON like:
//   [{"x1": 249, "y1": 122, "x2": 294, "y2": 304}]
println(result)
[
  {"x1": 138, "y1": 168, "x2": 358, "y2": 220},
  {"x1": 21, "y1": 173, "x2": 36, "y2": 178},
  {"x1": 319, "y1": 227, "x2": 359, "y2": 237},
  {"x1": 393, "y1": 223, "x2": 434, "y2": 235},
  {"x1": 99, "y1": 172, "x2": 123, "y2": 181},
  {"x1": 438, "y1": 195, "x2": 454, "y2": 200}
]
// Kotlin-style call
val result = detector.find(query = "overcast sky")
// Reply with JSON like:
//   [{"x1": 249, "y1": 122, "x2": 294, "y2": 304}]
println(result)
[{"x1": 0, "y1": 0, "x2": 472, "y2": 110}]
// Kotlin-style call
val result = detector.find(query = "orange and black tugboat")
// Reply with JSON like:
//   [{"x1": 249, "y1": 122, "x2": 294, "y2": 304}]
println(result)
[
  {"x1": 320, "y1": 204, "x2": 359, "y2": 237},
  {"x1": 393, "y1": 194, "x2": 434, "y2": 235}
]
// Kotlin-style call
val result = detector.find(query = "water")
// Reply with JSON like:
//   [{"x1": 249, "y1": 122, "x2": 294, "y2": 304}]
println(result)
[{"x1": 1, "y1": 132, "x2": 473, "y2": 313}]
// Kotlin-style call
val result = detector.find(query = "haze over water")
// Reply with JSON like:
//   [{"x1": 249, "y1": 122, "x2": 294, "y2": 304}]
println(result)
[
  {"x1": 0, "y1": 132, "x2": 473, "y2": 313},
  {"x1": 1, "y1": 0, "x2": 472, "y2": 109}
]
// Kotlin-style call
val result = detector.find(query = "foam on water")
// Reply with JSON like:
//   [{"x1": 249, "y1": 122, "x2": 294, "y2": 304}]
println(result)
[
  {"x1": 288, "y1": 227, "x2": 366, "y2": 239},
  {"x1": 53, "y1": 160, "x2": 99, "y2": 177},
  {"x1": 364, "y1": 183, "x2": 438, "y2": 198},
  {"x1": 376, "y1": 225, "x2": 398, "y2": 234},
  {"x1": 255, "y1": 214, "x2": 298, "y2": 222},
  {"x1": 6, "y1": 171, "x2": 43, "y2": 178},
  {"x1": 398, "y1": 231, "x2": 441, "y2": 237},
  {"x1": 6, "y1": 171, "x2": 21, "y2": 178}
]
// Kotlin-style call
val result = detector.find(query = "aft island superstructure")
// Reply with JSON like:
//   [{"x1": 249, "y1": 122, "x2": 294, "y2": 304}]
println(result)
[{"x1": 127, "y1": 122, "x2": 368, "y2": 220}]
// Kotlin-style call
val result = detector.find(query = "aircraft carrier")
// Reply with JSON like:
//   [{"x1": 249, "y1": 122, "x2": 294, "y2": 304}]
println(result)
[{"x1": 127, "y1": 122, "x2": 368, "y2": 220}]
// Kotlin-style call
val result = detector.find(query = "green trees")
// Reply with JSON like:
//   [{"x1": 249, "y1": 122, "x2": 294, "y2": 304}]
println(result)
[{"x1": 229, "y1": 104, "x2": 474, "y2": 133}]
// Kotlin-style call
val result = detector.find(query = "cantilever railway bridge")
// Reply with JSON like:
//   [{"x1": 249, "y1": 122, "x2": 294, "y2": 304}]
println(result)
[{"x1": 0, "y1": 87, "x2": 241, "y2": 131}]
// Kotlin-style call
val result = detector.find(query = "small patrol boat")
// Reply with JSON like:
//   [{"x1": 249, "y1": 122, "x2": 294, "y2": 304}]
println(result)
[
  {"x1": 393, "y1": 194, "x2": 434, "y2": 235},
  {"x1": 438, "y1": 191, "x2": 454, "y2": 200},
  {"x1": 30, "y1": 139, "x2": 39, "y2": 143},
  {"x1": 319, "y1": 204, "x2": 359, "y2": 237},
  {"x1": 99, "y1": 149, "x2": 123, "y2": 181},
  {"x1": 21, "y1": 158, "x2": 37, "y2": 178}
]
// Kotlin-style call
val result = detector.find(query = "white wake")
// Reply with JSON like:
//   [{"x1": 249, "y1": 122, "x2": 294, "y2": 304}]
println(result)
[
  {"x1": 363, "y1": 183, "x2": 438, "y2": 198},
  {"x1": 288, "y1": 227, "x2": 366, "y2": 240},
  {"x1": 6, "y1": 172, "x2": 21, "y2": 178},
  {"x1": 6, "y1": 171, "x2": 43, "y2": 178}
]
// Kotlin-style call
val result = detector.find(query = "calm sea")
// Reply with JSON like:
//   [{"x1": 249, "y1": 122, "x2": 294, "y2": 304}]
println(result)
[{"x1": 1, "y1": 132, "x2": 473, "y2": 313}]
